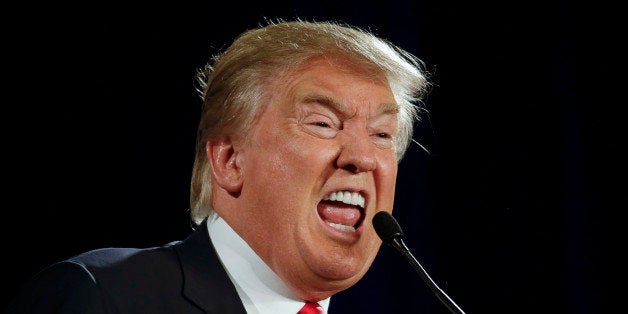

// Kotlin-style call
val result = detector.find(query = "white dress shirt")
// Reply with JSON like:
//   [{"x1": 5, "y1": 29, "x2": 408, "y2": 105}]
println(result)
[{"x1": 207, "y1": 213, "x2": 330, "y2": 314}]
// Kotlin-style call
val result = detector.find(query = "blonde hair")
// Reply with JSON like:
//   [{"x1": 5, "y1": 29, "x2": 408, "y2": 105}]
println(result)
[{"x1": 190, "y1": 19, "x2": 431, "y2": 225}]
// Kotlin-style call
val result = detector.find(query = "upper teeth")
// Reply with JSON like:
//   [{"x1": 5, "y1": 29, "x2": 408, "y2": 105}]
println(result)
[{"x1": 323, "y1": 191, "x2": 365, "y2": 208}]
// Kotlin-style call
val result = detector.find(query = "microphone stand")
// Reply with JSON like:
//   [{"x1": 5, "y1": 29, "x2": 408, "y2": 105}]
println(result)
[{"x1": 390, "y1": 237, "x2": 466, "y2": 314}]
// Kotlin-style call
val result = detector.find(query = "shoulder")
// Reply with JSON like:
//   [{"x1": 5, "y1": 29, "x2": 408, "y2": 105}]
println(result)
[
  {"x1": 68, "y1": 243, "x2": 181, "y2": 272},
  {"x1": 6, "y1": 256, "x2": 115, "y2": 313},
  {"x1": 6, "y1": 243, "x2": 184, "y2": 314},
  {"x1": 65, "y1": 243, "x2": 184, "y2": 289}
]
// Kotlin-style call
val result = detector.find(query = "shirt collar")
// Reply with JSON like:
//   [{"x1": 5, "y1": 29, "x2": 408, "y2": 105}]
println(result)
[{"x1": 207, "y1": 213, "x2": 330, "y2": 314}]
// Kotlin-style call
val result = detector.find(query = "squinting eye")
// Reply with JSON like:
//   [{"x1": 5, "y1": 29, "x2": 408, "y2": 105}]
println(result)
[
  {"x1": 372, "y1": 131, "x2": 394, "y2": 149},
  {"x1": 315, "y1": 122, "x2": 331, "y2": 128}
]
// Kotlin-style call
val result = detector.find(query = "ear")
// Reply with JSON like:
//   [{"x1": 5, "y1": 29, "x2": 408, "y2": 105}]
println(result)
[{"x1": 206, "y1": 136, "x2": 243, "y2": 194}]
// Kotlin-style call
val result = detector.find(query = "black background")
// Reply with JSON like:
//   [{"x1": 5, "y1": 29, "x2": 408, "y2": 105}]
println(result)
[{"x1": 5, "y1": 1, "x2": 614, "y2": 313}]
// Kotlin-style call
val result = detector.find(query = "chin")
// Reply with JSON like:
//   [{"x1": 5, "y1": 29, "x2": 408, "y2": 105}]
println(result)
[
  {"x1": 313, "y1": 254, "x2": 371, "y2": 284},
  {"x1": 299, "y1": 273, "x2": 363, "y2": 301}
]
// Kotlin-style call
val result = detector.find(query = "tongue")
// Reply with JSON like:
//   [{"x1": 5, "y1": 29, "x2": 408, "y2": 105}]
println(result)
[{"x1": 317, "y1": 201, "x2": 362, "y2": 227}]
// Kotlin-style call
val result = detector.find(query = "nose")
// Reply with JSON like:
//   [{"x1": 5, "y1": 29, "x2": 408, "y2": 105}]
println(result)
[{"x1": 336, "y1": 131, "x2": 377, "y2": 173}]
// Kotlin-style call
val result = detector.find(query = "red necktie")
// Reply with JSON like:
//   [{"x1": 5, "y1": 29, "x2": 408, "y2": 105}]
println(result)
[{"x1": 297, "y1": 302, "x2": 324, "y2": 314}]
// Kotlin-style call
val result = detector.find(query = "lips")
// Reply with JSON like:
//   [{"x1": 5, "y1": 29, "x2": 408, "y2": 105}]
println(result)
[{"x1": 317, "y1": 191, "x2": 366, "y2": 232}]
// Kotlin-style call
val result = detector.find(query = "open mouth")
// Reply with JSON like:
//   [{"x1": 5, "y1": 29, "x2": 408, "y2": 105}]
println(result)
[{"x1": 317, "y1": 191, "x2": 366, "y2": 233}]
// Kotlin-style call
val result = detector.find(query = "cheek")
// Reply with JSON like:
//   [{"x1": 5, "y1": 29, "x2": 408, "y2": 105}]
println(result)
[
  {"x1": 246, "y1": 133, "x2": 331, "y2": 204},
  {"x1": 275, "y1": 132, "x2": 338, "y2": 176},
  {"x1": 377, "y1": 156, "x2": 399, "y2": 187},
  {"x1": 267, "y1": 138, "x2": 316, "y2": 177}
]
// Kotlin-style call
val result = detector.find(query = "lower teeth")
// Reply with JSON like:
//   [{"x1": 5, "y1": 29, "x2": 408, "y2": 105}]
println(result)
[{"x1": 329, "y1": 222, "x2": 356, "y2": 232}]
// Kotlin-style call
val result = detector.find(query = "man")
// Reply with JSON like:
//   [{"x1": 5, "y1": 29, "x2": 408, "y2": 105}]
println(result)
[{"x1": 6, "y1": 20, "x2": 430, "y2": 313}]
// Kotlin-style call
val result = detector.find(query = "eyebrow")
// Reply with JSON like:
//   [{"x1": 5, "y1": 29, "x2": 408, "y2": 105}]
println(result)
[{"x1": 301, "y1": 93, "x2": 399, "y2": 116}]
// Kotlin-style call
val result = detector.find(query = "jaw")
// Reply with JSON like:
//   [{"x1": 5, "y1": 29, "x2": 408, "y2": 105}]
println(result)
[{"x1": 264, "y1": 191, "x2": 384, "y2": 301}]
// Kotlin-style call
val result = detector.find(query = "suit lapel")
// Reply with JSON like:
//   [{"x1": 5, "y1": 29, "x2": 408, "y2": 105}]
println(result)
[{"x1": 174, "y1": 219, "x2": 247, "y2": 314}]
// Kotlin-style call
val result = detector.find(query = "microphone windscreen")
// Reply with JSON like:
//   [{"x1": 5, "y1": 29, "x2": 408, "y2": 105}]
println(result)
[{"x1": 372, "y1": 211, "x2": 404, "y2": 244}]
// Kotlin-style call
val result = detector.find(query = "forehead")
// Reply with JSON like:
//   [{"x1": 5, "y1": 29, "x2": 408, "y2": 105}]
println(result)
[{"x1": 275, "y1": 56, "x2": 398, "y2": 114}]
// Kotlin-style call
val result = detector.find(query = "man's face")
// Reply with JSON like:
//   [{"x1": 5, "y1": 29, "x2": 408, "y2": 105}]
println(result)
[{"x1": 233, "y1": 56, "x2": 399, "y2": 300}]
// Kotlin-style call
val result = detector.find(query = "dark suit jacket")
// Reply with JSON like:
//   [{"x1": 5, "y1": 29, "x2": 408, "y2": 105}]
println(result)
[{"x1": 5, "y1": 219, "x2": 248, "y2": 314}]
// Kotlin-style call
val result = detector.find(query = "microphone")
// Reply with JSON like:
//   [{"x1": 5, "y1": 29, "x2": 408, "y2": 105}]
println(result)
[{"x1": 373, "y1": 211, "x2": 466, "y2": 314}]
